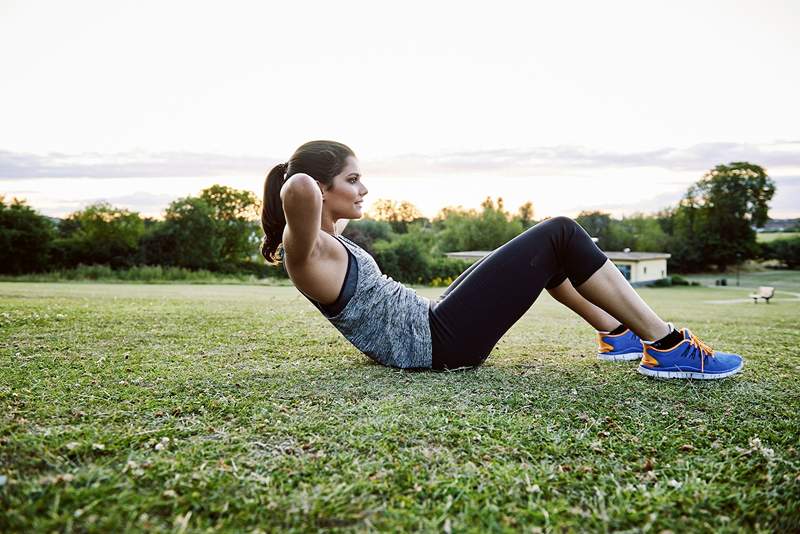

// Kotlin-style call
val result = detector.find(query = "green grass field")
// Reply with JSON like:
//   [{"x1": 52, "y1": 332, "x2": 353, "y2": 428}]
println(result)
[
  {"x1": 2, "y1": 281, "x2": 799, "y2": 532},
  {"x1": 685, "y1": 269, "x2": 800, "y2": 292},
  {"x1": 756, "y1": 232, "x2": 800, "y2": 243}
]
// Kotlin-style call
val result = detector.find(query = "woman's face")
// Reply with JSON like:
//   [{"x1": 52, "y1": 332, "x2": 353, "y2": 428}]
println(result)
[{"x1": 320, "y1": 155, "x2": 368, "y2": 219}]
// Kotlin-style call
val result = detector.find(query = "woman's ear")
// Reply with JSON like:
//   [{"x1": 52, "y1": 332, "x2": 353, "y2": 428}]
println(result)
[{"x1": 315, "y1": 180, "x2": 325, "y2": 199}]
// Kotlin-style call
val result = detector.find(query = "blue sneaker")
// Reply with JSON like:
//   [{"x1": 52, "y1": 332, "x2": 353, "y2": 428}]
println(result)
[
  {"x1": 638, "y1": 328, "x2": 744, "y2": 379},
  {"x1": 597, "y1": 328, "x2": 643, "y2": 361}
]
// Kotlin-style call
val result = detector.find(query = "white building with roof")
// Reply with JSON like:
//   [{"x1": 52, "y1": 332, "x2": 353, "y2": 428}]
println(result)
[{"x1": 603, "y1": 251, "x2": 670, "y2": 285}]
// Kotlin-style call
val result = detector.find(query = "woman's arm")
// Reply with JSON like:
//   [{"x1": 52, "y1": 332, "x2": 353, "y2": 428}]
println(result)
[{"x1": 280, "y1": 173, "x2": 323, "y2": 263}]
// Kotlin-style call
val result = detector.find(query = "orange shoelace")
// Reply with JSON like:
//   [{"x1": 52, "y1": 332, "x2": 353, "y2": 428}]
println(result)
[{"x1": 688, "y1": 331, "x2": 715, "y2": 372}]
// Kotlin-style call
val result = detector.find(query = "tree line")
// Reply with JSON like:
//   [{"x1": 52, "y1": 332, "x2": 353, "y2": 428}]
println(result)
[
  {"x1": 2, "y1": 162, "x2": 798, "y2": 283},
  {"x1": 1, "y1": 185, "x2": 262, "y2": 276}
]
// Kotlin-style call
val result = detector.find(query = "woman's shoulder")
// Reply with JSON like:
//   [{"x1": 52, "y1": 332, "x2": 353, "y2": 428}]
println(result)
[{"x1": 284, "y1": 231, "x2": 351, "y2": 304}]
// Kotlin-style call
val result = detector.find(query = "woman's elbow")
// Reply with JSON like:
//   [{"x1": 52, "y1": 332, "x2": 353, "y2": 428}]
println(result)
[{"x1": 280, "y1": 174, "x2": 317, "y2": 202}]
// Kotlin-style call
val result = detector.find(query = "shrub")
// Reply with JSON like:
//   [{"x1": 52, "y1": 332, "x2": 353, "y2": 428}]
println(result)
[
  {"x1": 228, "y1": 261, "x2": 289, "y2": 279},
  {"x1": 344, "y1": 219, "x2": 394, "y2": 254},
  {"x1": 430, "y1": 276, "x2": 455, "y2": 287},
  {"x1": 0, "y1": 264, "x2": 264, "y2": 284},
  {"x1": 426, "y1": 256, "x2": 472, "y2": 283},
  {"x1": 761, "y1": 237, "x2": 800, "y2": 269},
  {"x1": 651, "y1": 277, "x2": 672, "y2": 287},
  {"x1": 650, "y1": 275, "x2": 693, "y2": 288},
  {"x1": 372, "y1": 234, "x2": 432, "y2": 284}
]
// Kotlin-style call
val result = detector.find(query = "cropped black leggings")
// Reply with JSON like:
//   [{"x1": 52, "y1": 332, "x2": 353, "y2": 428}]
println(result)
[{"x1": 428, "y1": 216, "x2": 609, "y2": 371}]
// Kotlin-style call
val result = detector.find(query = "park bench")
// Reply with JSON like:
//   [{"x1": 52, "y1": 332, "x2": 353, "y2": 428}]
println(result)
[{"x1": 749, "y1": 286, "x2": 775, "y2": 304}]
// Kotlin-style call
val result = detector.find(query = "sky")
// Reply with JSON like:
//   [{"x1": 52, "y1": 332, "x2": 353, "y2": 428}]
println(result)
[{"x1": 1, "y1": 0, "x2": 799, "y2": 220}]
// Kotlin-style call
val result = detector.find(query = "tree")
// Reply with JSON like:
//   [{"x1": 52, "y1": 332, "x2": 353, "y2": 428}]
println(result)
[
  {"x1": 667, "y1": 197, "x2": 706, "y2": 272},
  {"x1": 515, "y1": 201, "x2": 535, "y2": 229},
  {"x1": 367, "y1": 198, "x2": 425, "y2": 233},
  {"x1": 342, "y1": 218, "x2": 394, "y2": 257},
  {"x1": 140, "y1": 197, "x2": 222, "y2": 270},
  {"x1": 433, "y1": 197, "x2": 524, "y2": 253},
  {"x1": 53, "y1": 202, "x2": 145, "y2": 268},
  {"x1": 199, "y1": 185, "x2": 260, "y2": 266},
  {"x1": 677, "y1": 162, "x2": 775, "y2": 271},
  {"x1": 627, "y1": 215, "x2": 669, "y2": 252},
  {"x1": 0, "y1": 196, "x2": 55, "y2": 274},
  {"x1": 609, "y1": 214, "x2": 670, "y2": 252},
  {"x1": 372, "y1": 229, "x2": 432, "y2": 284},
  {"x1": 576, "y1": 211, "x2": 613, "y2": 248}
]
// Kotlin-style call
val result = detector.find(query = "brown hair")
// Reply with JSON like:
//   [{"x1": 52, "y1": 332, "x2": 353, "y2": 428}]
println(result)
[{"x1": 260, "y1": 140, "x2": 356, "y2": 265}]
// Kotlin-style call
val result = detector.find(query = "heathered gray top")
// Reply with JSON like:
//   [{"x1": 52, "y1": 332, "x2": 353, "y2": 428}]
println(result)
[{"x1": 293, "y1": 233, "x2": 433, "y2": 369}]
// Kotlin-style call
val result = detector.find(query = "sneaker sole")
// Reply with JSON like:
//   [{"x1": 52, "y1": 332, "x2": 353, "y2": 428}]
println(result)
[
  {"x1": 637, "y1": 362, "x2": 743, "y2": 380},
  {"x1": 598, "y1": 352, "x2": 643, "y2": 362}
]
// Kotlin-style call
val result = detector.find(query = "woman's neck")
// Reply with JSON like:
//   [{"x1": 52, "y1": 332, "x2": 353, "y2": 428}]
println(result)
[{"x1": 320, "y1": 210, "x2": 337, "y2": 235}]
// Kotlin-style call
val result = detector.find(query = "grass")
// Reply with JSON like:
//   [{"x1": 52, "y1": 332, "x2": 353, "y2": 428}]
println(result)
[
  {"x1": 0, "y1": 265, "x2": 290, "y2": 285},
  {"x1": 684, "y1": 269, "x2": 800, "y2": 292},
  {"x1": 1, "y1": 280, "x2": 799, "y2": 532},
  {"x1": 756, "y1": 232, "x2": 800, "y2": 243}
]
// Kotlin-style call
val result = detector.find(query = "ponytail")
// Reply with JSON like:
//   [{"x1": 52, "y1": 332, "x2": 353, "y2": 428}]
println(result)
[{"x1": 260, "y1": 162, "x2": 288, "y2": 265}]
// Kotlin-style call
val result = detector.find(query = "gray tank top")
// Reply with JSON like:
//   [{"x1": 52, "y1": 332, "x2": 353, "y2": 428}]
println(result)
[{"x1": 292, "y1": 233, "x2": 433, "y2": 369}]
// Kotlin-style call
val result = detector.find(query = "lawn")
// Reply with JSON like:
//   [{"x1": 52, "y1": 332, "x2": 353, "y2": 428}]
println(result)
[
  {"x1": 1, "y1": 281, "x2": 799, "y2": 532},
  {"x1": 756, "y1": 232, "x2": 800, "y2": 243},
  {"x1": 685, "y1": 269, "x2": 800, "y2": 292}
]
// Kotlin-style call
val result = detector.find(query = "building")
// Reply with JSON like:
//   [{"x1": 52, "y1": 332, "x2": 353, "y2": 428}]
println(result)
[
  {"x1": 603, "y1": 251, "x2": 670, "y2": 286},
  {"x1": 444, "y1": 250, "x2": 670, "y2": 286}
]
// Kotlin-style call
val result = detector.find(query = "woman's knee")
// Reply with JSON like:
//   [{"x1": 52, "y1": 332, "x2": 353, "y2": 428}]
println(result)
[
  {"x1": 546, "y1": 215, "x2": 579, "y2": 230},
  {"x1": 529, "y1": 215, "x2": 580, "y2": 239}
]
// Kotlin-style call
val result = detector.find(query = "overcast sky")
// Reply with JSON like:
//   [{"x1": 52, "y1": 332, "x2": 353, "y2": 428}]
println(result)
[{"x1": 1, "y1": 0, "x2": 799, "y2": 219}]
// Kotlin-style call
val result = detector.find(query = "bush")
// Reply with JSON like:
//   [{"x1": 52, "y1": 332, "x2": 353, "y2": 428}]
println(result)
[
  {"x1": 227, "y1": 260, "x2": 289, "y2": 279},
  {"x1": 372, "y1": 234, "x2": 432, "y2": 284},
  {"x1": 435, "y1": 200, "x2": 524, "y2": 253},
  {"x1": 670, "y1": 274, "x2": 690, "y2": 286},
  {"x1": 344, "y1": 219, "x2": 394, "y2": 255},
  {"x1": 761, "y1": 237, "x2": 800, "y2": 269},
  {"x1": 0, "y1": 264, "x2": 264, "y2": 283},
  {"x1": 370, "y1": 231, "x2": 476, "y2": 286},
  {"x1": 429, "y1": 276, "x2": 455, "y2": 287},
  {"x1": 426, "y1": 256, "x2": 472, "y2": 283},
  {"x1": 651, "y1": 275, "x2": 695, "y2": 288},
  {"x1": 651, "y1": 277, "x2": 672, "y2": 287}
]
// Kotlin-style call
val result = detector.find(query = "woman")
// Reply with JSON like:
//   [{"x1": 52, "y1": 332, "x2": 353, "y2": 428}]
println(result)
[{"x1": 261, "y1": 140, "x2": 743, "y2": 379}]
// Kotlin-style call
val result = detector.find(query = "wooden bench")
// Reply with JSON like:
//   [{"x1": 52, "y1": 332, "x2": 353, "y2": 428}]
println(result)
[{"x1": 749, "y1": 286, "x2": 775, "y2": 304}]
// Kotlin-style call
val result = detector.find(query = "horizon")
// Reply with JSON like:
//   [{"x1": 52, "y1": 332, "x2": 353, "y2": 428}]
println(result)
[{"x1": 2, "y1": 1, "x2": 799, "y2": 219}]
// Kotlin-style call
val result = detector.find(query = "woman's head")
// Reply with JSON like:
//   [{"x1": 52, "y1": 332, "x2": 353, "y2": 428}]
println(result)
[{"x1": 260, "y1": 140, "x2": 366, "y2": 265}]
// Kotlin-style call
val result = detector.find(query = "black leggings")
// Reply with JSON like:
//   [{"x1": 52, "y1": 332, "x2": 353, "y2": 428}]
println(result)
[{"x1": 428, "y1": 216, "x2": 609, "y2": 371}]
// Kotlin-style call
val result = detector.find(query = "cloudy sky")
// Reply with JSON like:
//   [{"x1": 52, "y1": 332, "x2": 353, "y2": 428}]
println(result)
[{"x1": 2, "y1": 0, "x2": 799, "y2": 220}]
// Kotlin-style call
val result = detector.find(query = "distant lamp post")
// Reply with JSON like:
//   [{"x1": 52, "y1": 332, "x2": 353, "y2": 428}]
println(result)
[{"x1": 736, "y1": 253, "x2": 741, "y2": 286}]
